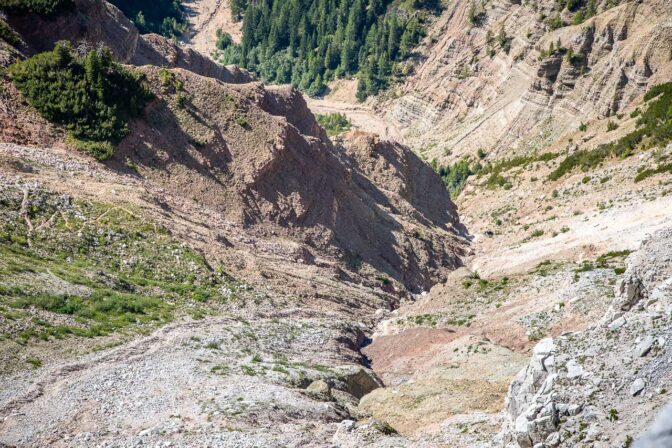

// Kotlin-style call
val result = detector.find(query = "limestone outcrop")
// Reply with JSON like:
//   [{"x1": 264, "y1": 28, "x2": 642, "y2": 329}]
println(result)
[{"x1": 499, "y1": 227, "x2": 672, "y2": 447}]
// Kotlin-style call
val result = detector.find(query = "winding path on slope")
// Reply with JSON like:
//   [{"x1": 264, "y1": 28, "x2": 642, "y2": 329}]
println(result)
[{"x1": 305, "y1": 97, "x2": 406, "y2": 144}]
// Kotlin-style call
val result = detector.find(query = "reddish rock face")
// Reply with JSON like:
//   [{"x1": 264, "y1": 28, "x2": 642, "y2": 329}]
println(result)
[{"x1": 112, "y1": 67, "x2": 466, "y2": 292}]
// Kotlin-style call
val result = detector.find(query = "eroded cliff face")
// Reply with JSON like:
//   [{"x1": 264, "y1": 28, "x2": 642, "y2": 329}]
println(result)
[
  {"x1": 386, "y1": 0, "x2": 672, "y2": 160},
  {"x1": 106, "y1": 68, "x2": 466, "y2": 292}
]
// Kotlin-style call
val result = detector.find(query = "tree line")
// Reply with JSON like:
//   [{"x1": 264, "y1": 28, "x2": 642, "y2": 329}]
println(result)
[{"x1": 218, "y1": 0, "x2": 437, "y2": 100}]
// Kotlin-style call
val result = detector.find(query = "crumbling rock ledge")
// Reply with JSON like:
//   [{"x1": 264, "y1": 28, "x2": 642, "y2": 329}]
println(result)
[{"x1": 498, "y1": 227, "x2": 672, "y2": 447}]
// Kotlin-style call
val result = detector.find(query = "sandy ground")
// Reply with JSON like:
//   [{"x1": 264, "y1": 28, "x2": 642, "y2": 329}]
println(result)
[{"x1": 470, "y1": 193, "x2": 672, "y2": 277}]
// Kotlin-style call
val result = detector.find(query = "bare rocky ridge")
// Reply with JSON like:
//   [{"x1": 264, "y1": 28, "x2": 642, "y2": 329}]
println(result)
[{"x1": 111, "y1": 67, "x2": 466, "y2": 292}]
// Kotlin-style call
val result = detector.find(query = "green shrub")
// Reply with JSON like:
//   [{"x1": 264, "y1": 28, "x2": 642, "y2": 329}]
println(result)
[
  {"x1": 9, "y1": 42, "x2": 153, "y2": 160},
  {"x1": 545, "y1": 14, "x2": 565, "y2": 30},
  {"x1": 606, "y1": 120, "x2": 619, "y2": 131},
  {"x1": 108, "y1": 0, "x2": 187, "y2": 37},
  {"x1": 608, "y1": 409, "x2": 619, "y2": 422},
  {"x1": 0, "y1": 19, "x2": 20, "y2": 45},
  {"x1": 487, "y1": 172, "x2": 508, "y2": 189},
  {"x1": 70, "y1": 139, "x2": 115, "y2": 161},
  {"x1": 373, "y1": 421, "x2": 398, "y2": 435},
  {"x1": 26, "y1": 357, "x2": 42, "y2": 368},
  {"x1": 432, "y1": 158, "x2": 474, "y2": 197},
  {"x1": 175, "y1": 92, "x2": 186, "y2": 108},
  {"x1": 634, "y1": 162, "x2": 672, "y2": 183},
  {"x1": 215, "y1": 29, "x2": 233, "y2": 50},
  {"x1": 571, "y1": 10, "x2": 585, "y2": 25},
  {"x1": 317, "y1": 112, "x2": 351, "y2": 136},
  {"x1": 0, "y1": 0, "x2": 72, "y2": 16}
]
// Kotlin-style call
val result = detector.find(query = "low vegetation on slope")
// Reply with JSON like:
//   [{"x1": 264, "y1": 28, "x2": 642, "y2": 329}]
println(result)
[
  {"x1": 0, "y1": 0, "x2": 72, "y2": 16},
  {"x1": 217, "y1": 0, "x2": 435, "y2": 100},
  {"x1": 431, "y1": 151, "x2": 561, "y2": 197},
  {"x1": 431, "y1": 159, "x2": 474, "y2": 198},
  {"x1": 0, "y1": 188, "x2": 253, "y2": 343},
  {"x1": 549, "y1": 82, "x2": 672, "y2": 181},
  {"x1": 317, "y1": 112, "x2": 351, "y2": 136},
  {"x1": 8, "y1": 42, "x2": 153, "y2": 160},
  {"x1": 107, "y1": 0, "x2": 188, "y2": 38}
]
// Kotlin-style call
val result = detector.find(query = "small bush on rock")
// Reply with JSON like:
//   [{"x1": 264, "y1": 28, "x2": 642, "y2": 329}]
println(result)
[{"x1": 317, "y1": 112, "x2": 351, "y2": 136}]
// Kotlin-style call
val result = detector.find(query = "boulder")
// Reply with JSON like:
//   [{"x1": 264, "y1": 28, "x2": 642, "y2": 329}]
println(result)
[
  {"x1": 630, "y1": 378, "x2": 646, "y2": 396},
  {"x1": 306, "y1": 380, "x2": 332, "y2": 401}
]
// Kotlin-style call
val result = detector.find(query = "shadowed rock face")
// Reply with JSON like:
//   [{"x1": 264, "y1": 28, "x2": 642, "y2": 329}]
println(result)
[
  {"x1": 4, "y1": 0, "x2": 252, "y2": 84},
  {"x1": 107, "y1": 67, "x2": 466, "y2": 292}
]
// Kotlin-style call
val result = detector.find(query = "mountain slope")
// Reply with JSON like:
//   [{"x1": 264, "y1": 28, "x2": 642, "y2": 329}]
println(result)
[
  {"x1": 385, "y1": 0, "x2": 672, "y2": 161},
  {"x1": 0, "y1": 3, "x2": 469, "y2": 446}
]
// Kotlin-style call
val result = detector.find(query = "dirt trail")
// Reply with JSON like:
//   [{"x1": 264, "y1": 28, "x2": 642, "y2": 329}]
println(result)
[
  {"x1": 182, "y1": 0, "x2": 242, "y2": 55},
  {"x1": 305, "y1": 97, "x2": 405, "y2": 144}
]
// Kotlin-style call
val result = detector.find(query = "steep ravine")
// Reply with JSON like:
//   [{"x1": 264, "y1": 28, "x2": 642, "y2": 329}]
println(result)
[{"x1": 1, "y1": 0, "x2": 672, "y2": 446}]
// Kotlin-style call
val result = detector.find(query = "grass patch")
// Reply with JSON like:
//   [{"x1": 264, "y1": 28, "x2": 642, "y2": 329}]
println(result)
[
  {"x1": 0, "y1": 189, "x2": 252, "y2": 341},
  {"x1": 634, "y1": 162, "x2": 672, "y2": 183},
  {"x1": 241, "y1": 365, "x2": 256, "y2": 376},
  {"x1": 25, "y1": 357, "x2": 42, "y2": 369}
]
